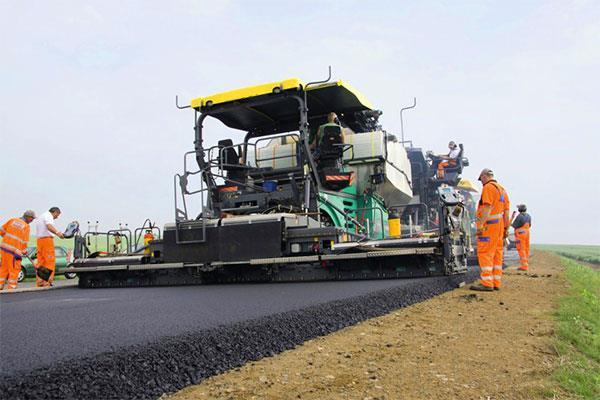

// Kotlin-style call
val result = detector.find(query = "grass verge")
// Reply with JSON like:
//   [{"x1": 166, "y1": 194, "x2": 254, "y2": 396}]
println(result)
[
  {"x1": 536, "y1": 244, "x2": 600, "y2": 265},
  {"x1": 553, "y1": 257, "x2": 600, "y2": 398}
]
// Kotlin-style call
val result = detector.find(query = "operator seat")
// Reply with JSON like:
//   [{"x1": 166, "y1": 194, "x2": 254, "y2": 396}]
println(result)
[
  {"x1": 318, "y1": 125, "x2": 344, "y2": 168},
  {"x1": 317, "y1": 125, "x2": 353, "y2": 191},
  {"x1": 439, "y1": 143, "x2": 464, "y2": 185},
  {"x1": 217, "y1": 139, "x2": 246, "y2": 183}
]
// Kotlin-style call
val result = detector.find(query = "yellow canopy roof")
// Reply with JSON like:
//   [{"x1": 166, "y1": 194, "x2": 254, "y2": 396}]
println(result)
[
  {"x1": 189, "y1": 78, "x2": 375, "y2": 135},
  {"x1": 190, "y1": 78, "x2": 302, "y2": 109}
]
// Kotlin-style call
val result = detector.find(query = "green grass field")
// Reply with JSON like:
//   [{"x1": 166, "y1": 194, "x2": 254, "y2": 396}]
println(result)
[
  {"x1": 26, "y1": 238, "x2": 75, "y2": 250},
  {"x1": 535, "y1": 244, "x2": 600, "y2": 265},
  {"x1": 553, "y1": 257, "x2": 600, "y2": 398}
]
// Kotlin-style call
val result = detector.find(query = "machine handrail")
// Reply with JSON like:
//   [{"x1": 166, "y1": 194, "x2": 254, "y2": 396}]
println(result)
[
  {"x1": 253, "y1": 133, "x2": 301, "y2": 168},
  {"x1": 173, "y1": 173, "x2": 208, "y2": 244},
  {"x1": 82, "y1": 231, "x2": 130, "y2": 254},
  {"x1": 106, "y1": 228, "x2": 133, "y2": 254},
  {"x1": 353, "y1": 206, "x2": 386, "y2": 239},
  {"x1": 133, "y1": 219, "x2": 161, "y2": 250},
  {"x1": 388, "y1": 202, "x2": 430, "y2": 231}
]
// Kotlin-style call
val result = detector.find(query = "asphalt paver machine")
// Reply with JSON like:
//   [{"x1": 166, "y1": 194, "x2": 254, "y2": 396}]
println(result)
[{"x1": 68, "y1": 76, "x2": 471, "y2": 287}]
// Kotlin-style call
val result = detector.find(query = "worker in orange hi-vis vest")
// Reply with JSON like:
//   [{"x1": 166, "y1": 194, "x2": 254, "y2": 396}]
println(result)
[
  {"x1": 0, "y1": 210, "x2": 36, "y2": 290},
  {"x1": 494, "y1": 180, "x2": 510, "y2": 288},
  {"x1": 471, "y1": 168, "x2": 508, "y2": 292},
  {"x1": 512, "y1": 204, "x2": 532, "y2": 271},
  {"x1": 35, "y1": 207, "x2": 64, "y2": 287}
]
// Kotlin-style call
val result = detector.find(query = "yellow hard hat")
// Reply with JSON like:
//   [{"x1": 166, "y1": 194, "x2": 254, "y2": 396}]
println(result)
[{"x1": 457, "y1": 178, "x2": 478, "y2": 192}]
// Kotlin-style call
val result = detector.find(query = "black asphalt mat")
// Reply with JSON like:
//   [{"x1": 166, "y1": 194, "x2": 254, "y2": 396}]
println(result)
[
  {"x1": 2, "y1": 277, "x2": 452, "y2": 375},
  {"x1": 0, "y1": 271, "x2": 476, "y2": 399}
]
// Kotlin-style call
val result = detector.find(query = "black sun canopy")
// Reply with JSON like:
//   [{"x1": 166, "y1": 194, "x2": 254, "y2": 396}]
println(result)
[{"x1": 190, "y1": 79, "x2": 381, "y2": 136}]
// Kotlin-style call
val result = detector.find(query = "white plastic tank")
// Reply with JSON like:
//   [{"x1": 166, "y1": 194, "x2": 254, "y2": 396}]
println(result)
[{"x1": 344, "y1": 131, "x2": 412, "y2": 204}]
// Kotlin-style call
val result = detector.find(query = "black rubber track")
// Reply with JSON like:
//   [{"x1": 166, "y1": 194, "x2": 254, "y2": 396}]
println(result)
[{"x1": 0, "y1": 271, "x2": 476, "y2": 399}]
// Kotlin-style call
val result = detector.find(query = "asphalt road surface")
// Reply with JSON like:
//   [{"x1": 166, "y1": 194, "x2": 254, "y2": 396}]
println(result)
[{"x1": 0, "y1": 277, "x2": 445, "y2": 377}]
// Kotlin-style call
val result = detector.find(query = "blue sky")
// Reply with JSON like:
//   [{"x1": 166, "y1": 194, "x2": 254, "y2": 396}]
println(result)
[{"x1": 1, "y1": 0, "x2": 598, "y2": 244}]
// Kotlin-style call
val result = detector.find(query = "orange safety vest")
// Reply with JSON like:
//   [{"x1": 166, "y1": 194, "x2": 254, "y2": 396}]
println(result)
[
  {"x1": 0, "y1": 218, "x2": 30, "y2": 257},
  {"x1": 493, "y1": 181, "x2": 510, "y2": 228},
  {"x1": 477, "y1": 180, "x2": 509, "y2": 228}
]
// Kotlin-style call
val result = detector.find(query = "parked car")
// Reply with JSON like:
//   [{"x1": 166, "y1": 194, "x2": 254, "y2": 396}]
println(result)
[{"x1": 17, "y1": 246, "x2": 75, "y2": 282}]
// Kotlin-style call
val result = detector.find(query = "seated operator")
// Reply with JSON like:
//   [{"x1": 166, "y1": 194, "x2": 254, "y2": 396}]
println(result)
[
  {"x1": 433, "y1": 140, "x2": 460, "y2": 178},
  {"x1": 310, "y1": 112, "x2": 345, "y2": 160}
]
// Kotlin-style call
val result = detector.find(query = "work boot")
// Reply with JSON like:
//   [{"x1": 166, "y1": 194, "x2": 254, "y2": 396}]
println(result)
[{"x1": 470, "y1": 284, "x2": 493, "y2": 292}]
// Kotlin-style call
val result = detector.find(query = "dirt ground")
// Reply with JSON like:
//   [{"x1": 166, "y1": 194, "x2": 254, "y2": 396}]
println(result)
[{"x1": 170, "y1": 252, "x2": 566, "y2": 400}]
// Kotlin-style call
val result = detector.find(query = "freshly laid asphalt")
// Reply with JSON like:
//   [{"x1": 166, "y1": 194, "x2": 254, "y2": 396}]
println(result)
[
  {"x1": 1, "y1": 277, "x2": 451, "y2": 376},
  {"x1": 0, "y1": 267, "x2": 480, "y2": 399}
]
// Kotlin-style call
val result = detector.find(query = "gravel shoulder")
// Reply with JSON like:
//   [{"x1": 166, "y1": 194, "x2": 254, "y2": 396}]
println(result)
[{"x1": 170, "y1": 251, "x2": 565, "y2": 400}]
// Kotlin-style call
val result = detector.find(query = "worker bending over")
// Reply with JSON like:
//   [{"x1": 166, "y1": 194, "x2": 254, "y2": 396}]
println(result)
[
  {"x1": 35, "y1": 207, "x2": 64, "y2": 287},
  {"x1": 0, "y1": 210, "x2": 36, "y2": 290},
  {"x1": 512, "y1": 204, "x2": 531, "y2": 271},
  {"x1": 471, "y1": 168, "x2": 510, "y2": 291},
  {"x1": 434, "y1": 141, "x2": 460, "y2": 178}
]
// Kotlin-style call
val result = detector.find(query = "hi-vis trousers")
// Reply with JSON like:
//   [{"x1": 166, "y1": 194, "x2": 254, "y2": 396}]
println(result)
[{"x1": 477, "y1": 219, "x2": 504, "y2": 288}]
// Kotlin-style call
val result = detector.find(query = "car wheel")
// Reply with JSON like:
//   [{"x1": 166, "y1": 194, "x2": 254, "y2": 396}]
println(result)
[
  {"x1": 64, "y1": 272, "x2": 77, "y2": 280},
  {"x1": 18, "y1": 267, "x2": 25, "y2": 283}
]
